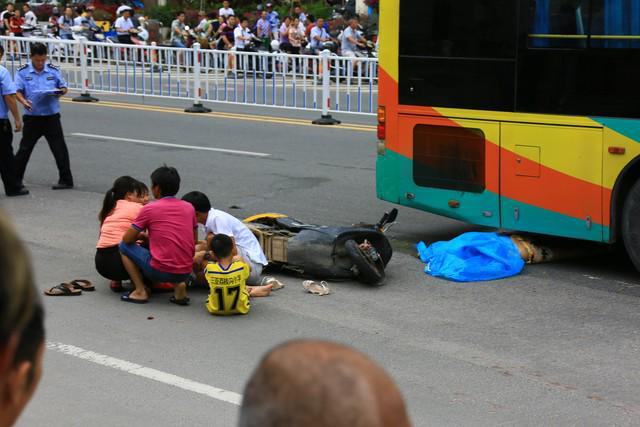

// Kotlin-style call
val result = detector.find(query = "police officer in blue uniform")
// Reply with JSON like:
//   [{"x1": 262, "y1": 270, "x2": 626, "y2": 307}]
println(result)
[
  {"x1": 14, "y1": 42, "x2": 73, "y2": 190},
  {"x1": 0, "y1": 44, "x2": 27, "y2": 197}
]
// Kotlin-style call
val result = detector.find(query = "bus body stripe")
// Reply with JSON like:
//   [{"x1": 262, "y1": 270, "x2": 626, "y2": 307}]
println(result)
[{"x1": 377, "y1": 150, "x2": 608, "y2": 241}]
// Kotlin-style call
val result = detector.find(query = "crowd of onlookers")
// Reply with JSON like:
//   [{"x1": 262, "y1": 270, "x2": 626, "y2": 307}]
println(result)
[
  {"x1": 0, "y1": 1, "x2": 374, "y2": 58},
  {"x1": 167, "y1": 1, "x2": 373, "y2": 56}
]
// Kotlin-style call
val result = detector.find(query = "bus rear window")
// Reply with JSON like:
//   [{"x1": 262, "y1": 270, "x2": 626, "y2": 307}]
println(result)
[{"x1": 413, "y1": 125, "x2": 486, "y2": 193}]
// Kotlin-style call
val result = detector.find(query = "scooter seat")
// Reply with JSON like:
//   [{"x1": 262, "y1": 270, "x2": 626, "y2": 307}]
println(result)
[{"x1": 274, "y1": 217, "x2": 314, "y2": 232}]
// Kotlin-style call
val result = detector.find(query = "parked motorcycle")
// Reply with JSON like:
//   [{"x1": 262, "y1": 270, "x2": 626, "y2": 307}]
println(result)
[{"x1": 244, "y1": 209, "x2": 397, "y2": 285}]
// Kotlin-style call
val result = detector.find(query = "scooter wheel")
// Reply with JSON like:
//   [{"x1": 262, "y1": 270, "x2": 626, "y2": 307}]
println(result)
[{"x1": 345, "y1": 239, "x2": 385, "y2": 286}]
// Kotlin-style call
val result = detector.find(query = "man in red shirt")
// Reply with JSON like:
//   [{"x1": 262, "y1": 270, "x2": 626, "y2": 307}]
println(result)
[{"x1": 119, "y1": 166, "x2": 197, "y2": 305}]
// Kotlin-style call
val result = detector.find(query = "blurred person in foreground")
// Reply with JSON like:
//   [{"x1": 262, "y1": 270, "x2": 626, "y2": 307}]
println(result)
[
  {"x1": 0, "y1": 210, "x2": 44, "y2": 427},
  {"x1": 239, "y1": 340, "x2": 412, "y2": 427}
]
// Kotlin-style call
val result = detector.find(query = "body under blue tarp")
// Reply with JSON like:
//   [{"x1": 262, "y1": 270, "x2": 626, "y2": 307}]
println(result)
[{"x1": 417, "y1": 232, "x2": 524, "y2": 282}]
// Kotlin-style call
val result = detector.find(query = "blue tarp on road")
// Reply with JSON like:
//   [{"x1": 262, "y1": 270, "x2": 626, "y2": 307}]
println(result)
[{"x1": 417, "y1": 232, "x2": 524, "y2": 282}]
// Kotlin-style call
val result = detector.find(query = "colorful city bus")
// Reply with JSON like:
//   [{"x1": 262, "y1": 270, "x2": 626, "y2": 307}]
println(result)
[{"x1": 375, "y1": 0, "x2": 640, "y2": 269}]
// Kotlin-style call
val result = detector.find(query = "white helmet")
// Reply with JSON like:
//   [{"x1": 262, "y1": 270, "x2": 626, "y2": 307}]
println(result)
[
  {"x1": 270, "y1": 40, "x2": 280, "y2": 51},
  {"x1": 116, "y1": 5, "x2": 133, "y2": 15}
]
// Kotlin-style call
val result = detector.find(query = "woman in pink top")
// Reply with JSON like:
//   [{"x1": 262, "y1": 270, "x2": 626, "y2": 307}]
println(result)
[{"x1": 95, "y1": 176, "x2": 147, "y2": 290}]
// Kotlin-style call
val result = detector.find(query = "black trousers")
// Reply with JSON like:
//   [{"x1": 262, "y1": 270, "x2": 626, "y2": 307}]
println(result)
[
  {"x1": 15, "y1": 113, "x2": 73, "y2": 185},
  {"x1": 95, "y1": 246, "x2": 129, "y2": 281},
  {"x1": 0, "y1": 119, "x2": 21, "y2": 194}
]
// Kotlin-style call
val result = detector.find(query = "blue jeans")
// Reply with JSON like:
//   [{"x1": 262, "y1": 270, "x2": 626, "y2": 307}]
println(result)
[
  {"x1": 119, "y1": 242, "x2": 190, "y2": 283},
  {"x1": 171, "y1": 39, "x2": 186, "y2": 48}
]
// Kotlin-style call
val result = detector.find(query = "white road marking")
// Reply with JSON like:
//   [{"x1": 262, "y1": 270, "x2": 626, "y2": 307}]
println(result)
[
  {"x1": 47, "y1": 341, "x2": 243, "y2": 406},
  {"x1": 71, "y1": 133, "x2": 271, "y2": 158}
]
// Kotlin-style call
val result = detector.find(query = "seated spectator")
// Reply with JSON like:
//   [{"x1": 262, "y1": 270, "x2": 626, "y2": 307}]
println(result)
[
  {"x1": 0, "y1": 3, "x2": 15, "y2": 36},
  {"x1": 288, "y1": 18, "x2": 304, "y2": 54},
  {"x1": 114, "y1": 7, "x2": 135, "y2": 44},
  {"x1": 95, "y1": 176, "x2": 148, "y2": 292},
  {"x1": 310, "y1": 18, "x2": 332, "y2": 54},
  {"x1": 218, "y1": 0, "x2": 234, "y2": 19},
  {"x1": 170, "y1": 11, "x2": 188, "y2": 48},
  {"x1": 234, "y1": 17, "x2": 255, "y2": 52},
  {"x1": 48, "y1": 8, "x2": 61, "y2": 37},
  {"x1": 218, "y1": 15, "x2": 237, "y2": 72},
  {"x1": 57, "y1": 6, "x2": 74, "y2": 40},
  {"x1": 181, "y1": 191, "x2": 270, "y2": 287},
  {"x1": 278, "y1": 16, "x2": 292, "y2": 53},
  {"x1": 239, "y1": 340, "x2": 412, "y2": 427},
  {"x1": 218, "y1": 15, "x2": 236, "y2": 50},
  {"x1": 0, "y1": 209, "x2": 42, "y2": 427},
  {"x1": 204, "y1": 234, "x2": 273, "y2": 315},
  {"x1": 266, "y1": 3, "x2": 280, "y2": 36},
  {"x1": 119, "y1": 166, "x2": 197, "y2": 305},
  {"x1": 294, "y1": 4, "x2": 307, "y2": 25},
  {"x1": 195, "y1": 10, "x2": 208, "y2": 34},
  {"x1": 21, "y1": 4, "x2": 36, "y2": 36},
  {"x1": 8, "y1": 9, "x2": 23, "y2": 37},
  {"x1": 256, "y1": 10, "x2": 271, "y2": 39},
  {"x1": 341, "y1": 18, "x2": 367, "y2": 57}
]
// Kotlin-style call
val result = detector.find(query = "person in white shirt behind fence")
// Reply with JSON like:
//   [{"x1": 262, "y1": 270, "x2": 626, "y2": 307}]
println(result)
[
  {"x1": 310, "y1": 18, "x2": 332, "y2": 54},
  {"x1": 218, "y1": 0, "x2": 234, "y2": 20}
]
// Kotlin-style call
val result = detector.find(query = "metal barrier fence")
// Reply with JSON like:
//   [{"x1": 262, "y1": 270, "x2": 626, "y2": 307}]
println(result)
[{"x1": 0, "y1": 35, "x2": 378, "y2": 120}]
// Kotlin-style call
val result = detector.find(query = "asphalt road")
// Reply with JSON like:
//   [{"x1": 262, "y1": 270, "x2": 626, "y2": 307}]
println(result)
[{"x1": 3, "y1": 94, "x2": 640, "y2": 426}]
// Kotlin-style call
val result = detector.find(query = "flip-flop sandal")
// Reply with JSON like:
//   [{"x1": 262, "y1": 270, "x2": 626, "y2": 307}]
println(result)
[
  {"x1": 169, "y1": 296, "x2": 190, "y2": 306},
  {"x1": 70, "y1": 279, "x2": 95, "y2": 292},
  {"x1": 260, "y1": 277, "x2": 285, "y2": 291},
  {"x1": 120, "y1": 292, "x2": 148, "y2": 304},
  {"x1": 302, "y1": 280, "x2": 331, "y2": 296},
  {"x1": 44, "y1": 283, "x2": 82, "y2": 296}
]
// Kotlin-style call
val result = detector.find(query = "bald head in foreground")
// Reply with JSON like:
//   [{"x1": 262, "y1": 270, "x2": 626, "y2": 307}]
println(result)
[{"x1": 239, "y1": 340, "x2": 411, "y2": 427}]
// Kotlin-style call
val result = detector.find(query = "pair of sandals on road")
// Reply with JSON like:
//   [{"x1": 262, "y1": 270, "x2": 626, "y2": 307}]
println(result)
[
  {"x1": 45, "y1": 278, "x2": 330, "y2": 297},
  {"x1": 44, "y1": 280, "x2": 94, "y2": 296}
]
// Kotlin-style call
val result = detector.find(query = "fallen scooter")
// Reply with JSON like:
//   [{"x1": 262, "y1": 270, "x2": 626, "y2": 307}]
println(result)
[{"x1": 244, "y1": 209, "x2": 397, "y2": 285}]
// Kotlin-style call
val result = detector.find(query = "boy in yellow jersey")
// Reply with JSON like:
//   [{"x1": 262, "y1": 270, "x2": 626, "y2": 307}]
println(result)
[{"x1": 204, "y1": 234, "x2": 273, "y2": 315}]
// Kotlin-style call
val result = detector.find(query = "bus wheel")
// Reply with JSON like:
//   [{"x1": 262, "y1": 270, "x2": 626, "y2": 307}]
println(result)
[{"x1": 622, "y1": 179, "x2": 640, "y2": 272}]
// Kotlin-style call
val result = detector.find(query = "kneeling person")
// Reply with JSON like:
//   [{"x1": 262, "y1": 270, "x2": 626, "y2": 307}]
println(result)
[
  {"x1": 119, "y1": 166, "x2": 197, "y2": 305},
  {"x1": 182, "y1": 191, "x2": 268, "y2": 285}
]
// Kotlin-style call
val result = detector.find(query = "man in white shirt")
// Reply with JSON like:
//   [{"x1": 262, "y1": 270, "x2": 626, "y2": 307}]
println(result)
[
  {"x1": 218, "y1": 0, "x2": 234, "y2": 19},
  {"x1": 310, "y1": 18, "x2": 331, "y2": 54},
  {"x1": 114, "y1": 8, "x2": 135, "y2": 44},
  {"x1": 195, "y1": 10, "x2": 208, "y2": 36},
  {"x1": 233, "y1": 17, "x2": 253, "y2": 51},
  {"x1": 182, "y1": 191, "x2": 269, "y2": 286},
  {"x1": 21, "y1": 3, "x2": 37, "y2": 34},
  {"x1": 341, "y1": 18, "x2": 366, "y2": 57}
]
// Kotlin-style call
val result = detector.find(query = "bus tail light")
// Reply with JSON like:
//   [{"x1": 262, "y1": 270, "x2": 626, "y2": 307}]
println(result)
[
  {"x1": 377, "y1": 106, "x2": 386, "y2": 154},
  {"x1": 377, "y1": 106, "x2": 386, "y2": 124}
]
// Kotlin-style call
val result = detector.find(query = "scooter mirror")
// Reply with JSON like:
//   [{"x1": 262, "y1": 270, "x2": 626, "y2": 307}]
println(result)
[{"x1": 386, "y1": 208, "x2": 398, "y2": 224}]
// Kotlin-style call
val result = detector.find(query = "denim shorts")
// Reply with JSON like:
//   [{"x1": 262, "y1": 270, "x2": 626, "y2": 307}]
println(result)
[{"x1": 119, "y1": 242, "x2": 191, "y2": 284}]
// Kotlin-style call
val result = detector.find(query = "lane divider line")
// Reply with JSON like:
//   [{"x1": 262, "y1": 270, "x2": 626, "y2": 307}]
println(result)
[
  {"x1": 71, "y1": 133, "x2": 271, "y2": 158},
  {"x1": 47, "y1": 341, "x2": 243, "y2": 406},
  {"x1": 60, "y1": 99, "x2": 376, "y2": 132}
]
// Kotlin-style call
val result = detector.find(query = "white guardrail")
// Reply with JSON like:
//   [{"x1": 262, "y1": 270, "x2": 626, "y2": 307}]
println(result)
[{"x1": 0, "y1": 35, "x2": 378, "y2": 122}]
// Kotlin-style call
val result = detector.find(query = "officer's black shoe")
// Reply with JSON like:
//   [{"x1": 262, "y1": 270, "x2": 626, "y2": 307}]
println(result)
[
  {"x1": 6, "y1": 188, "x2": 29, "y2": 197},
  {"x1": 52, "y1": 182, "x2": 74, "y2": 190}
]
